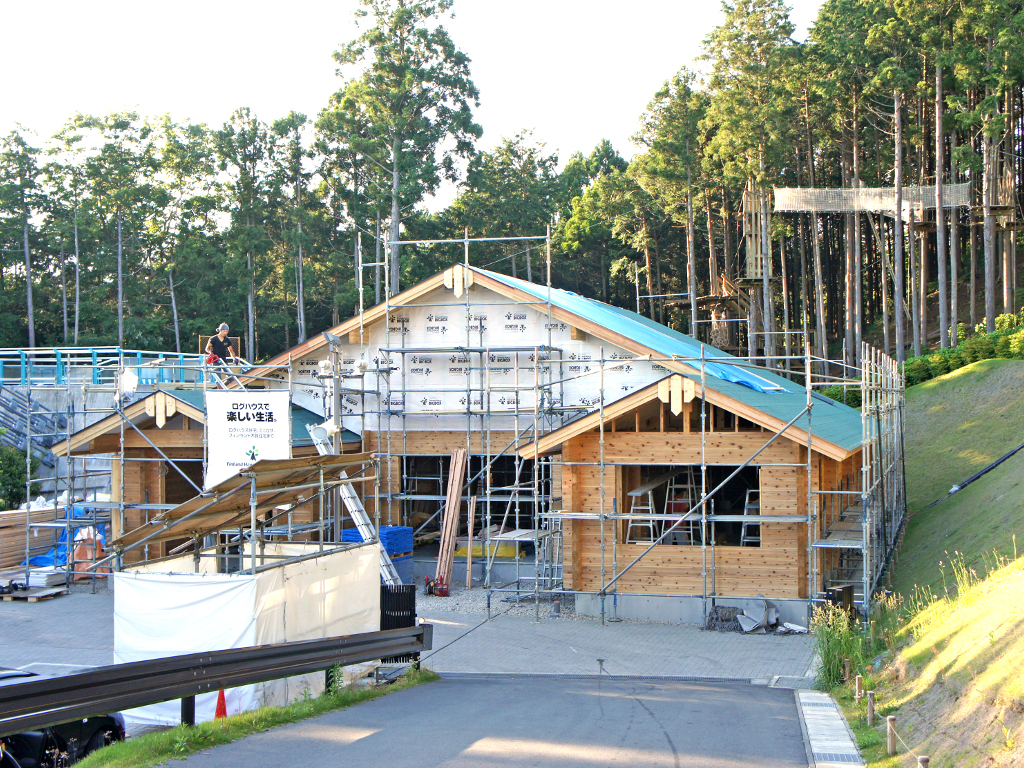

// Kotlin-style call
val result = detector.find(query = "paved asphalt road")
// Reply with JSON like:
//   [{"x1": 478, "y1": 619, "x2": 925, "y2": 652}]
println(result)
[{"x1": 176, "y1": 674, "x2": 808, "y2": 768}]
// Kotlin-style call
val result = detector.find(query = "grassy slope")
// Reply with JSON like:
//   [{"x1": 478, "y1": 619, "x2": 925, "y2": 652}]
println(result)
[
  {"x1": 840, "y1": 555, "x2": 1024, "y2": 768},
  {"x1": 830, "y1": 359, "x2": 1024, "y2": 767},
  {"x1": 896, "y1": 358, "x2": 1024, "y2": 596}
]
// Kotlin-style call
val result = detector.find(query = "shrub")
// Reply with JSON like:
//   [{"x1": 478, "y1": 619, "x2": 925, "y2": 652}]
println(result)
[
  {"x1": 956, "y1": 322, "x2": 969, "y2": 343},
  {"x1": 905, "y1": 358, "x2": 932, "y2": 385},
  {"x1": 811, "y1": 603, "x2": 863, "y2": 690},
  {"x1": 995, "y1": 335, "x2": 1013, "y2": 358},
  {"x1": 995, "y1": 313, "x2": 1019, "y2": 331},
  {"x1": 961, "y1": 337, "x2": 979, "y2": 362},
  {"x1": 963, "y1": 334, "x2": 996, "y2": 362},
  {"x1": 975, "y1": 335, "x2": 996, "y2": 360},
  {"x1": 819, "y1": 384, "x2": 862, "y2": 408},
  {"x1": 0, "y1": 444, "x2": 38, "y2": 510},
  {"x1": 1009, "y1": 329, "x2": 1024, "y2": 359},
  {"x1": 904, "y1": 325, "x2": 1024, "y2": 390},
  {"x1": 926, "y1": 353, "x2": 950, "y2": 378}
]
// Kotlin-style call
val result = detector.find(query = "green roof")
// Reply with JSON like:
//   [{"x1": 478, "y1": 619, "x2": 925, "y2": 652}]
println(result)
[
  {"x1": 697, "y1": 375, "x2": 863, "y2": 454},
  {"x1": 473, "y1": 269, "x2": 863, "y2": 454}
]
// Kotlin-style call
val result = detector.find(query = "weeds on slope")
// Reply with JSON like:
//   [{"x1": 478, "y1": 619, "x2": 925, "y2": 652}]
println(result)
[{"x1": 815, "y1": 543, "x2": 1024, "y2": 766}]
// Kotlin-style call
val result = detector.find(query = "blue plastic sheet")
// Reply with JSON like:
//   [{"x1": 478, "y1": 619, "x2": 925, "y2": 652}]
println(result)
[{"x1": 26, "y1": 505, "x2": 107, "y2": 567}]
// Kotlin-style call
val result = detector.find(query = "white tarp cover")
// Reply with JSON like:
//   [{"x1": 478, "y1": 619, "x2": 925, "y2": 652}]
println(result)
[
  {"x1": 114, "y1": 542, "x2": 380, "y2": 727},
  {"x1": 204, "y1": 390, "x2": 292, "y2": 489}
]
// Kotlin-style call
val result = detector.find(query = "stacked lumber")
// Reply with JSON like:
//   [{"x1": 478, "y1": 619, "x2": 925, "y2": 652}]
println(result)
[
  {"x1": 434, "y1": 449, "x2": 467, "y2": 586},
  {"x1": 0, "y1": 508, "x2": 54, "y2": 571}
]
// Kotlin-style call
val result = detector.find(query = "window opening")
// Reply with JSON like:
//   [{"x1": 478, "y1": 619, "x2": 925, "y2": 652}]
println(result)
[{"x1": 622, "y1": 464, "x2": 760, "y2": 547}]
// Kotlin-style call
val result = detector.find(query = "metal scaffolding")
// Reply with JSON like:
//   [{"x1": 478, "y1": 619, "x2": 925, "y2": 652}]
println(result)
[
  {"x1": 338, "y1": 230, "x2": 908, "y2": 623},
  {"x1": 536, "y1": 340, "x2": 906, "y2": 624},
  {"x1": 0, "y1": 347, "x2": 359, "y2": 592},
  {"x1": 2, "y1": 251, "x2": 907, "y2": 626},
  {"x1": 366, "y1": 231, "x2": 566, "y2": 620}
]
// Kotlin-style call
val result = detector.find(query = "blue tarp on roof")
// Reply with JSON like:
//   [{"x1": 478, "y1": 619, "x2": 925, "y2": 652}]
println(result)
[{"x1": 475, "y1": 268, "x2": 793, "y2": 395}]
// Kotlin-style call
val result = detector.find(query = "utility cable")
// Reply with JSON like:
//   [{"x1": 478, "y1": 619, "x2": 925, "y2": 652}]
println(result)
[
  {"x1": 418, "y1": 603, "x2": 516, "y2": 663},
  {"x1": 919, "y1": 439, "x2": 1024, "y2": 513}
]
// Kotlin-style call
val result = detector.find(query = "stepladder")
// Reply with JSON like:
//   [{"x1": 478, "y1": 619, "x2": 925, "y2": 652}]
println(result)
[
  {"x1": 663, "y1": 467, "x2": 700, "y2": 545},
  {"x1": 741, "y1": 488, "x2": 760, "y2": 546}
]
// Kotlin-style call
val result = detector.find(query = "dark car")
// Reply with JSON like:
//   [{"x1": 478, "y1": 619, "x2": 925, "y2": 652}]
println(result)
[{"x1": 0, "y1": 668, "x2": 125, "y2": 768}]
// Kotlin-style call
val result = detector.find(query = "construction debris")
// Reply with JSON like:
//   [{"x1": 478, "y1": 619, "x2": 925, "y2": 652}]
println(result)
[
  {"x1": 708, "y1": 599, "x2": 805, "y2": 635},
  {"x1": 779, "y1": 622, "x2": 809, "y2": 634},
  {"x1": 706, "y1": 606, "x2": 743, "y2": 632},
  {"x1": 737, "y1": 600, "x2": 774, "y2": 634}
]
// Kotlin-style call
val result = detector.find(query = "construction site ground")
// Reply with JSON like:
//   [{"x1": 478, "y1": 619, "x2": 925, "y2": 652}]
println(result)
[{"x1": 1, "y1": 583, "x2": 815, "y2": 682}]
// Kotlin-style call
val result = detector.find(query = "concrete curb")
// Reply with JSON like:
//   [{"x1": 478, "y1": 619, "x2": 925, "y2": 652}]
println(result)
[{"x1": 794, "y1": 688, "x2": 818, "y2": 767}]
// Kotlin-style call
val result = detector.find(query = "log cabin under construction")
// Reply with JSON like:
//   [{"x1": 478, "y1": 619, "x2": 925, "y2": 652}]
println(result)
[
  {"x1": 50, "y1": 260, "x2": 905, "y2": 623},
  {"x1": 243, "y1": 262, "x2": 905, "y2": 622}
]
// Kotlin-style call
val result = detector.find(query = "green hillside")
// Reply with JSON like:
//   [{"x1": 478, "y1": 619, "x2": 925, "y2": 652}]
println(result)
[{"x1": 895, "y1": 359, "x2": 1024, "y2": 596}]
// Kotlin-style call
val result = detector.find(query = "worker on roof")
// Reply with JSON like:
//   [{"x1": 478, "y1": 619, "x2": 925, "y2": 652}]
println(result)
[{"x1": 205, "y1": 323, "x2": 237, "y2": 364}]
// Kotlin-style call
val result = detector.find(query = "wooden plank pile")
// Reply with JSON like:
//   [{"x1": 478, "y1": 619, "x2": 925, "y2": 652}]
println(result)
[
  {"x1": 434, "y1": 449, "x2": 467, "y2": 588},
  {"x1": 0, "y1": 508, "x2": 54, "y2": 571}
]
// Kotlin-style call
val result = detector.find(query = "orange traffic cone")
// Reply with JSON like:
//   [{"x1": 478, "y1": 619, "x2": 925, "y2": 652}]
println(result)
[{"x1": 215, "y1": 690, "x2": 227, "y2": 719}]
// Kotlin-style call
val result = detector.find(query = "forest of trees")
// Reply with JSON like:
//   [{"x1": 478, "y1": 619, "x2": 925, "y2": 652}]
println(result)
[{"x1": 2, "y1": 0, "x2": 1023, "y2": 366}]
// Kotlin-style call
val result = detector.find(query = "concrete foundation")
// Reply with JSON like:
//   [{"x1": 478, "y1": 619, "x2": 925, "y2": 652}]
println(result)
[{"x1": 574, "y1": 592, "x2": 812, "y2": 626}]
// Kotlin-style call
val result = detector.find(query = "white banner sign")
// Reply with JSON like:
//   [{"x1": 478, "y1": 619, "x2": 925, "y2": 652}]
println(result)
[{"x1": 205, "y1": 391, "x2": 292, "y2": 489}]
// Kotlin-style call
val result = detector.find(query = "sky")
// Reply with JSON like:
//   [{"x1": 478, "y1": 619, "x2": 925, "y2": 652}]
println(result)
[{"x1": 2, "y1": 0, "x2": 824, "y2": 205}]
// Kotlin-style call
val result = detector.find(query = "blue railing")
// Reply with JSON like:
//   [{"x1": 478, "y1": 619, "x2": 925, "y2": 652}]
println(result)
[{"x1": 0, "y1": 347, "x2": 207, "y2": 388}]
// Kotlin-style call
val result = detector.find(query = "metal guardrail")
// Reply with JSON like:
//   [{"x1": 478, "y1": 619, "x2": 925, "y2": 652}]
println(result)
[
  {"x1": 0, "y1": 347, "x2": 207, "y2": 387},
  {"x1": 0, "y1": 624, "x2": 432, "y2": 736}
]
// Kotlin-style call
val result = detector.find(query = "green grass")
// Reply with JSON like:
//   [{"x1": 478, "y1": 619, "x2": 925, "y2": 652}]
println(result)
[
  {"x1": 832, "y1": 553, "x2": 1024, "y2": 768},
  {"x1": 817, "y1": 360, "x2": 1024, "y2": 766},
  {"x1": 896, "y1": 358, "x2": 1024, "y2": 595},
  {"x1": 833, "y1": 679, "x2": 901, "y2": 768},
  {"x1": 76, "y1": 667, "x2": 440, "y2": 768}
]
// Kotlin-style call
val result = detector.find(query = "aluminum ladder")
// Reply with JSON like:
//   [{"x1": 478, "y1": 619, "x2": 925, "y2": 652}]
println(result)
[
  {"x1": 663, "y1": 467, "x2": 700, "y2": 545},
  {"x1": 741, "y1": 489, "x2": 761, "y2": 546},
  {"x1": 339, "y1": 470, "x2": 401, "y2": 585},
  {"x1": 207, "y1": 358, "x2": 250, "y2": 391}
]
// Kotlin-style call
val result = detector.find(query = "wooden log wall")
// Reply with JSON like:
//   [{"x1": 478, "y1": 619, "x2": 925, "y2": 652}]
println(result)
[
  {"x1": 365, "y1": 430, "x2": 520, "y2": 456},
  {"x1": 559, "y1": 427, "x2": 852, "y2": 599}
]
